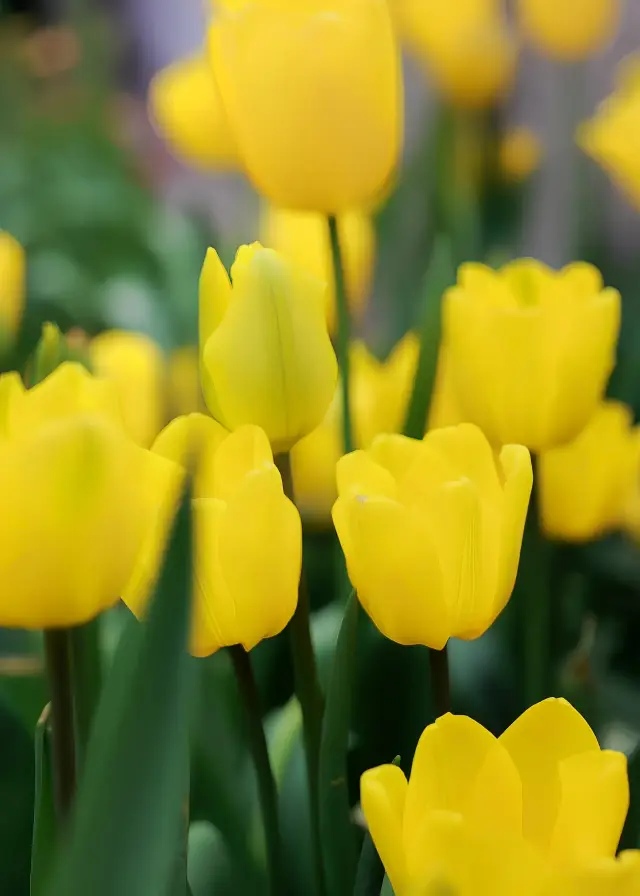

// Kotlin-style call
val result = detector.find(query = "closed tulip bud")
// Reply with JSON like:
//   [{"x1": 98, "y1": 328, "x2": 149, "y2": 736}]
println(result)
[
  {"x1": 260, "y1": 206, "x2": 374, "y2": 332},
  {"x1": 398, "y1": 0, "x2": 516, "y2": 108},
  {"x1": 124, "y1": 414, "x2": 302, "y2": 656},
  {"x1": 579, "y1": 57, "x2": 640, "y2": 210},
  {"x1": 91, "y1": 330, "x2": 165, "y2": 448},
  {"x1": 0, "y1": 231, "x2": 25, "y2": 339},
  {"x1": 199, "y1": 243, "x2": 338, "y2": 453},
  {"x1": 443, "y1": 260, "x2": 621, "y2": 452},
  {"x1": 499, "y1": 127, "x2": 543, "y2": 183},
  {"x1": 517, "y1": 0, "x2": 619, "y2": 62},
  {"x1": 333, "y1": 423, "x2": 531, "y2": 648},
  {"x1": 0, "y1": 362, "x2": 174, "y2": 629},
  {"x1": 208, "y1": 0, "x2": 402, "y2": 212},
  {"x1": 361, "y1": 698, "x2": 631, "y2": 895},
  {"x1": 538, "y1": 402, "x2": 640, "y2": 542},
  {"x1": 148, "y1": 53, "x2": 239, "y2": 170}
]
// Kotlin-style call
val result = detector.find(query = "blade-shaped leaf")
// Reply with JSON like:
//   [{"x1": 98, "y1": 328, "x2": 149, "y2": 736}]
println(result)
[{"x1": 30, "y1": 705, "x2": 56, "y2": 896}]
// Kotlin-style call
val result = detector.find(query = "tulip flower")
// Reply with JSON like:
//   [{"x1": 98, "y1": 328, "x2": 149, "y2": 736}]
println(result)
[
  {"x1": 517, "y1": 0, "x2": 619, "y2": 62},
  {"x1": 123, "y1": 414, "x2": 302, "y2": 656},
  {"x1": 208, "y1": 0, "x2": 402, "y2": 212},
  {"x1": 361, "y1": 698, "x2": 632, "y2": 896},
  {"x1": 499, "y1": 127, "x2": 543, "y2": 183},
  {"x1": 397, "y1": 0, "x2": 516, "y2": 108},
  {"x1": 167, "y1": 345, "x2": 205, "y2": 418},
  {"x1": 0, "y1": 230, "x2": 25, "y2": 339},
  {"x1": 333, "y1": 423, "x2": 532, "y2": 648},
  {"x1": 579, "y1": 57, "x2": 640, "y2": 210},
  {"x1": 260, "y1": 206, "x2": 374, "y2": 332},
  {"x1": 148, "y1": 53, "x2": 239, "y2": 170},
  {"x1": 290, "y1": 333, "x2": 419, "y2": 523},
  {"x1": 443, "y1": 260, "x2": 620, "y2": 452},
  {"x1": 0, "y1": 362, "x2": 173, "y2": 629},
  {"x1": 199, "y1": 243, "x2": 338, "y2": 453},
  {"x1": 538, "y1": 401, "x2": 640, "y2": 542},
  {"x1": 428, "y1": 347, "x2": 465, "y2": 431},
  {"x1": 90, "y1": 330, "x2": 165, "y2": 448}
]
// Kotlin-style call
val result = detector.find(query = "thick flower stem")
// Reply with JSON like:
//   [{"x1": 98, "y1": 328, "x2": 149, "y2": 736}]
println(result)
[
  {"x1": 43, "y1": 628, "x2": 77, "y2": 820},
  {"x1": 276, "y1": 452, "x2": 326, "y2": 896},
  {"x1": 429, "y1": 645, "x2": 451, "y2": 718},
  {"x1": 68, "y1": 617, "x2": 103, "y2": 772},
  {"x1": 228, "y1": 645, "x2": 285, "y2": 896},
  {"x1": 327, "y1": 214, "x2": 354, "y2": 454}
]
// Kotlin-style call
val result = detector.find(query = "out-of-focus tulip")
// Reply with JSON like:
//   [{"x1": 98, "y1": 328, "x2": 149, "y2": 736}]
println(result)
[
  {"x1": 0, "y1": 231, "x2": 25, "y2": 339},
  {"x1": 123, "y1": 414, "x2": 302, "y2": 656},
  {"x1": 0, "y1": 362, "x2": 173, "y2": 629},
  {"x1": 168, "y1": 345, "x2": 205, "y2": 418},
  {"x1": 361, "y1": 698, "x2": 632, "y2": 895},
  {"x1": 517, "y1": 0, "x2": 619, "y2": 62},
  {"x1": 499, "y1": 127, "x2": 543, "y2": 183},
  {"x1": 260, "y1": 206, "x2": 374, "y2": 332},
  {"x1": 148, "y1": 53, "x2": 239, "y2": 170},
  {"x1": 397, "y1": 0, "x2": 516, "y2": 108},
  {"x1": 290, "y1": 333, "x2": 419, "y2": 522},
  {"x1": 539, "y1": 401, "x2": 640, "y2": 542},
  {"x1": 579, "y1": 57, "x2": 640, "y2": 210},
  {"x1": 199, "y1": 243, "x2": 337, "y2": 453},
  {"x1": 443, "y1": 260, "x2": 620, "y2": 452},
  {"x1": 90, "y1": 330, "x2": 165, "y2": 448},
  {"x1": 428, "y1": 347, "x2": 465, "y2": 431},
  {"x1": 208, "y1": 0, "x2": 402, "y2": 212},
  {"x1": 333, "y1": 423, "x2": 532, "y2": 648}
]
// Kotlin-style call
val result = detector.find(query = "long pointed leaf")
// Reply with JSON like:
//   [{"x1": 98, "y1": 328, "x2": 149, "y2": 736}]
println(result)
[{"x1": 30, "y1": 705, "x2": 56, "y2": 895}]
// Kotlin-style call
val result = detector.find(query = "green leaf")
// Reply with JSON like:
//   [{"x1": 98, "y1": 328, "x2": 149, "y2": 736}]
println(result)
[
  {"x1": 403, "y1": 236, "x2": 456, "y2": 440},
  {"x1": 30, "y1": 706, "x2": 56, "y2": 895},
  {"x1": 319, "y1": 591, "x2": 360, "y2": 896},
  {"x1": 46, "y1": 481, "x2": 194, "y2": 896}
]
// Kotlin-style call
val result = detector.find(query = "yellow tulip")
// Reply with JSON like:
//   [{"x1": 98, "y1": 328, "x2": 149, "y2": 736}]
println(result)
[
  {"x1": 90, "y1": 330, "x2": 165, "y2": 448},
  {"x1": 167, "y1": 345, "x2": 205, "y2": 418},
  {"x1": 260, "y1": 205, "x2": 374, "y2": 332},
  {"x1": 290, "y1": 333, "x2": 419, "y2": 523},
  {"x1": 0, "y1": 231, "x2": 25, "y2": 338},
  {"x1": 333, "y1": 423, "x2": 532, "y2": 648},
  {"x1": 397, "y1": 0, "x2": 517, "y2": 108},
  {"x1": 361, "y1": 698, "x2": 630, "y2": 895},
  {"x1": 199, "y1": 243, "x2": 338, "y2": 453},
  {"x1": 428, "y1": 346, "x2": 465, "y2": 431},
  {"x1": 443, "y1": 260, "x2": 620, "y2": 452},
  {"x1": 517, "y1": 0, "x2": 619, "y2": 62},
  {"x1": 0, "y1": 362, "x2": 173, "y2": 629},
  {"x1": 208, "y1": 0, "x2": 402, "y2": 212},
  {"x1": 538, "y1": 401, "x2": 640, "y2": 542},
  {"x1": 148, "y1": 53, "x2": 239, "y2": 170},
  {"x1": 499, "y1": 127, "x2": 544, "y2": 183},
  {"x1": 579, "y1": 56, "x2": 640, "y2": 210},
  {"x1": 123, "y1": 414, "x2": 302, "y2": 656}
]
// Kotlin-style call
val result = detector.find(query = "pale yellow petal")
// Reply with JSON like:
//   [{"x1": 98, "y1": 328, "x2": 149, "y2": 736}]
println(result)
[
  {"x1": 360, "y1": 764, "x2": 408, "y2": 896},
  {"x1": 335, "y1": 450, "x2": 397, "y2": 500},
  {"x1": 423, "y1": 423, "x2": 502, "y2": 505},
  {"x1": 368, "y1": 433, "x2": 424, "y2": 481}
]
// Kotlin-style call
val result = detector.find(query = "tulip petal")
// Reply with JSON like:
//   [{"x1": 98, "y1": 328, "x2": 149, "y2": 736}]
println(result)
[
  {"x1": 199, "y1": 248, "x2": 232, "y2": 352},
  {"x1": 491, "y1": 444, "x2": 532, "y2": 619},
  {"x1": 549, "y1": 749, "x2": 628, "y2": 864},
  {"x1": 335, "y1": 496, "x2": 448, "y2": 648},
  {"x1": 403, "y1": 714, "x2": 521, "y2": 852},
  {"x1": 360, "y1": 764, "x2": 408, "y2": 896},
  {"x1": 335, "y1": 450, "x2": 396, "y2": 500},
  {"x1": 499, "y1": 698, "x2": 600, "y2": 851},
  {"x1": 152, "y1": 412, "x2": 229, "y2": 499},
  {"x1": 423, "y1": 423, "x2": 502, "y2": 505},
  {"x1": 543, "y1": 853, "x2": 640, "y2": 896},
  {"x1": 0, "y1": 371, "x2": 24, "y2": 435},
  {"x1": 212, "y1": 425, "x2": 273, "y2": 501},
  {"x1": 368, "y1": 432, "x2": 424, "y2": 481},
  {"x1": 217, "y1": 466, "x2": 301, "y2": 651}
]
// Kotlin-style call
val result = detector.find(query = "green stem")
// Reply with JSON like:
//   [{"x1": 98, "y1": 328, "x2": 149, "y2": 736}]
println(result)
[
  {"x1": 276, "y1": 452, "x2": 326, "y2": 896},
  {"x1": 68, "y1": 617, "x2": 103, "y2": 772},
  {"x1": 43, "y1": 629, "x2": 77, "y2": 820},
  {"x1": 327, "y1": 215, "x2": 354, "y2": 454},
  {"x1": 228, "y1": 646, "x2": 285, "y2": 896},
  {"x1": 428, "y1": 646, "x2": 451, "y2": 718}
]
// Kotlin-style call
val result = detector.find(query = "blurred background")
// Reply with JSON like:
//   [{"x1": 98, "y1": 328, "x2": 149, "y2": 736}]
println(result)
[{"x1": 3, "y1": 1, "x2": 640, "y2": 894}]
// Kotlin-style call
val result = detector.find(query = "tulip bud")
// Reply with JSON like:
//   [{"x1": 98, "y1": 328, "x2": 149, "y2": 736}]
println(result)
[
  {"x1": 538, "y1": 402, "x2": 640, "y2": 542},
  {"x1": 148, "y1": 53, "x2": 239, "y2": 171},
  {"x1": 90, "y1": 330, "x2": 165, "y2": 448},
  {"x1": 260, "y1": 206, "x2": 374, "y2": 332},
  {"x1": 0, "y1": 363, "x2": 174, "y2": 628},
  {"x1": 208, "y1": 0, "x2": 402, "y2": 212},
  {"x1": 333, "y1": 423, "x2": 532, "y2": 648},
  {"x1": 443, "y1": 260, "x2": 621, "y2": 452},
  {"x1": 199, "y1": 243, "x2": 338, "y2": 453},
  {"x1": 0, "y1": 231, "x2": 25, "y2": 341},
  {"x1": 124, "y1": 416, "x2": 302, "y2": 656},
  {"x1": 517, "y1": 0, "x2": 620, "y2": 61}
]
